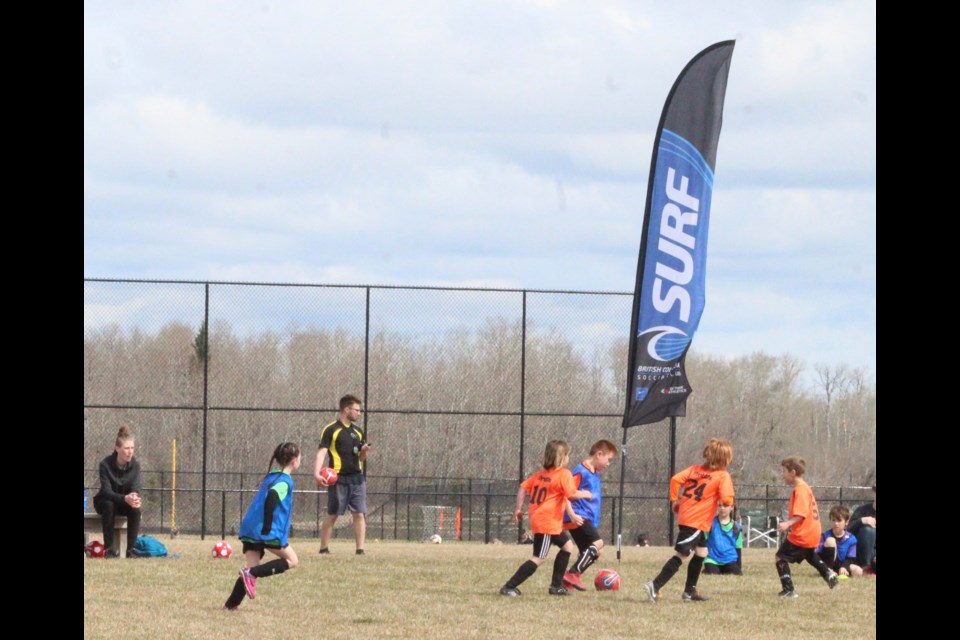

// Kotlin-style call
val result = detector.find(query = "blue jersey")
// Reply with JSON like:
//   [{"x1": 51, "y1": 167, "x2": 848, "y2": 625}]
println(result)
[
  {"x1": 563, "y1": 460, "x2": 602, "y2": 528},
  {"x1": 704, "y1": 516, "x2": 742, "y2": 565},
  {"x1": 239, "y1": 471, "x2": 294, "y2": 547},
  {"x1": 816, "y1": 529, "x2": 858, "y2": 562}
]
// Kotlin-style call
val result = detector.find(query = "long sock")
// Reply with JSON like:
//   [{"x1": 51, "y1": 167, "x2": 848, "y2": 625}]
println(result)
[
  {"x1": 224, "y1": 577, "x2": 246, "y2": 609},
  {"x1": 684, "y1": 555, "x2": 705, "y2": 593},
  {"x1": 551, "y1": 551, "x2": 571, "y2": 588},
  {"x1": 652, "y1": 555, "x2": 683, "y2": 591},
  {"x1": 574, "y1": 545, "x2": 598, "y2": 574},
  {"x1": 250, "y1": 559, "x2": 290, "y2": 578},
  {"x1": 804, "y1": 549, "x2": 833, "y2": 581},
  {"x1": 820, "y1": 547, "x2": 836, "y2": 567},
  {"x1": 776, "y1": 558, "x2": 795, "y2": 591},
  {"x1": 505, "y1": 560, "x2": 538, "y2": 589}
]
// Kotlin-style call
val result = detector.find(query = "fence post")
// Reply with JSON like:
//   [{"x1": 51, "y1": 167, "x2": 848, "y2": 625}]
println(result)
[
  {"x1": 610, "y1": 496, "x2": 617, "y2": 544},
  {"x1": 160, "y1": 471, "x2": 165, "y2": 530},
  {"x1": 221, "y1": 490, "x2": 226, "y2": 540},
  {"x1": 484, "y1": 494, "x2": 491, "y2": 544},
  {"x1": 394, "y1": 476, "x2": 399, "y2": 541}
]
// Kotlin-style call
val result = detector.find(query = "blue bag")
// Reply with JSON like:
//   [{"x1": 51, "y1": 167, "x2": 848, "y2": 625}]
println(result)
[{"x1": 132, "y1": 535, "x2": 169, "y2": 557}]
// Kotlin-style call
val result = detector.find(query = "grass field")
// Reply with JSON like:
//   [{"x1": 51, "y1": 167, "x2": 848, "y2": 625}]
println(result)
[{"x1": 83, "y1": 537, "x2": 876, "y2": 640}]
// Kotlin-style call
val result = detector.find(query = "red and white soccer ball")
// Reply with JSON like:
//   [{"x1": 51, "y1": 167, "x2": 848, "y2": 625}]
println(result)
[
  {"x1": 594, "y1": 569, "x2": 621, "y2": 591},
  {"x1": 85, "y1": 540, "x2": 105, "y2": 558},
  {"x1": 319, "y1": 467, "x2": 339, "y2": 484},
  {"x1": 212, "y1": 541, "x2": 233, "y2": 559}
]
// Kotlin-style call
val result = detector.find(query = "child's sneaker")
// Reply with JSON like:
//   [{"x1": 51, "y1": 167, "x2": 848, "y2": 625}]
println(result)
[
  {"x1": 643, "y1": 581, "x2": 659, "y2": 603},
  {"x1": 499, "y1": 586, "x2": 521, "y2": 597},
  {"x1": 562, "y1": 572, "x2": 586, "y2": 591},
  {"x1": 777, "y1": 588, "x2": 799, "y2": 598},
  {"x1": 682, "y1": 588, "x2": 709, "y2": 602},
  {"x1": 547, "y1": 586, "x2": 570, "y2": 596},
  {"x1": 239, "y1": 567, "x2": 256, "y2": 599},
  {"x1": 826, "y1": 571, "x2": 839, "y2": 589},
  {"x1": 222, "y1": 605, "x2": 239, "y2": 612}
]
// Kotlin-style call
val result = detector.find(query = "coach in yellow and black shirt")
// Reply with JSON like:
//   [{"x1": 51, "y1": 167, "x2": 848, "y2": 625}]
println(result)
[{"x1": 314, "y1": 394, "x2": 370, "y2": 555}]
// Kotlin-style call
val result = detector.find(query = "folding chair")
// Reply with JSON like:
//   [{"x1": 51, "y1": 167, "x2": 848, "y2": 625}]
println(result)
[{"x1": 742, "y1": 509, "x2": 780, "y2": 548}]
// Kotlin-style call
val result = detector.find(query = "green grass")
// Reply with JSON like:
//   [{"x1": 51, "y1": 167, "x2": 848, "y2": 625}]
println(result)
[{"x1": 84, "y1": 537, "x2": 876, "y2": 640}]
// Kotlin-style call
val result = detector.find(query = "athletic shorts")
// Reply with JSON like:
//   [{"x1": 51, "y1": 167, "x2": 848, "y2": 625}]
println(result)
[
  {"x1": 569, "y1": 521, "x2": 602, "y2": 551},
  {"x1": 326, "y1": 480, "x2": 367, "y2": 515},
  {"x1": 532, "y1": 531, "x2": 572, "y2": 559},
  {"x1": 674, "y1": 525, "x2": 707, "y2": 555},
  {"x1": 776, "y1": 539, "x2": 816, "y2": 564},
  {"x1": 703, "y1": 561, "x2": 742, "y2": 575}
]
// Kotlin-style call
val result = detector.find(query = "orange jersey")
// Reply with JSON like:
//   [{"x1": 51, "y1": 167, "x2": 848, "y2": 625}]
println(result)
[
  {"x1": 520, "y1": 467, "x2": 578, "y2": 535},
  {"x1": 787, "y1": 479, "x2": 822, "y2": 548},
  {"x1": 669, "y1": 464, "x2": 735, "y2": 531}
]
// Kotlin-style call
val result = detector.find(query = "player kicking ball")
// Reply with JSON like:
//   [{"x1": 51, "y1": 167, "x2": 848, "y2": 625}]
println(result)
[{"x1": 561, "y1": 440, "x2": 619, "y2": 591}]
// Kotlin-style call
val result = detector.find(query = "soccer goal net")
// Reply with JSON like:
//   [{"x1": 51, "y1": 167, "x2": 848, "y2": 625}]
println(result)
[{"x1": 421, "y1": 505, "x2": 461, "y2": 541}]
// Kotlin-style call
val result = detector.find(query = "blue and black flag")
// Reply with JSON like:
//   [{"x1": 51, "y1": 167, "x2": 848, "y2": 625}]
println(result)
[{"x1": 624, "y1": 41, "x2": 735, "y2": 427}]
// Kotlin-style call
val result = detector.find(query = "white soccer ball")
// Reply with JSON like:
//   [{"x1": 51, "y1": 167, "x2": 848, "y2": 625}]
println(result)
[{"x1": 430, "y1": 534, "x2": 442, "y2": 544}]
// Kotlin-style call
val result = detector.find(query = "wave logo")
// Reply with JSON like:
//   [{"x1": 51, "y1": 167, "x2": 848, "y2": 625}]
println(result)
[
  {"x1": 635, "y1": 387, "x2": 650, "y2": 401},
  {"x1": 637, "y1": 326, "x2": 691, "y2": 362}
]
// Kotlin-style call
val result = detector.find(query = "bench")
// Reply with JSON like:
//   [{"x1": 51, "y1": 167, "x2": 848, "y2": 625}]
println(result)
[{"x1": 84, "y1": 513, "x2": 128, "y2": 557}]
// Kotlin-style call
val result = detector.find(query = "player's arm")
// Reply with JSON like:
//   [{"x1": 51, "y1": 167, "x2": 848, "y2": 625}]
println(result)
[
  {"x1": 777, "y1": 515, "x2": 803, "y2": 532},
  {"x1": 513, "y1": 486, "x2": 527, "y2": 523},
  {"x1": 719, "y1": 473, "x2": 735, "y2": 507},
  {"x1": 565, "y1": 499, "x2": 584, "y2": 527},
  {"x1": 314, "y1": 447, "x2": 330, "y2": 486},
  {"x1": 261, "y1": 481, "x2": 285, "y2": 534}
]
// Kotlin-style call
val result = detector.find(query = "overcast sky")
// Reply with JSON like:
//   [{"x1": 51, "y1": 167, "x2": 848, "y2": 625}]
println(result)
[{"x1": 83, "y1": 1, "x2": 876, "y2": 381}]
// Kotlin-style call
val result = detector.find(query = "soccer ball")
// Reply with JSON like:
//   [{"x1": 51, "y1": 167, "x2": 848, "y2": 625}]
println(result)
[
  {"x1": 85, "y1": 540, "x2": 105, "y2": 558},
  {"x1": 319, "y1": 467, "x2": 339, "y2": 484},
  {"x1": 429, "y1": 534, "x2": 442, "y2": 544},
  {"x1": 594, "y1": 569, "x2": 621, "y2": 591},
  {"x1": 212, "y1": 541, "x2": 233, "y2": 559}
]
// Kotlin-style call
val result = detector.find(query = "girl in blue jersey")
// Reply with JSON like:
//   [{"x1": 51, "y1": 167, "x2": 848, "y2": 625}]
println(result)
[
  {"x1": 560, "y1": 440, "x2": 619, "y2": 591},
  {"x1": 223, "y1": 442, "x2": 301, "y2": 611},
  {"x1": 703, "y1": 503, "x2": 743, "y2": 575}
]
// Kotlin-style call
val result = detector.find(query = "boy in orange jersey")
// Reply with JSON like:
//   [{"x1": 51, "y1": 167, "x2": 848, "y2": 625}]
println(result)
[
  {"x1": 499, "y1": 440, "x2": 593, "y2": 597},
  {"x1": 774, "y1": 456, "x2": 839, "y2": 598},
  {"x1": 643, "y1": 438, "x2": 735, "y2": 603}
]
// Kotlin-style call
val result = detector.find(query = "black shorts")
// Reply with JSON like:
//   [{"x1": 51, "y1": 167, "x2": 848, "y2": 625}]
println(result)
[
  {"x1": 776, "y1": 539, "x2": 816, "y2": 564},
  {"x1": 674, "y1": 525, "x2": 706, "y2": 555},
  {"x1": 532, "y1": 531, "x2": 572, "y2": 559},
  {"x1": 703, "y1": 562, "x2": 742, "y2": 575},
  {"x1": 241, "y1": 541, "x2": 287, "y2": 557},
  {"x1": 569, "y1": 521, "x2": 602, "y2": 551}
]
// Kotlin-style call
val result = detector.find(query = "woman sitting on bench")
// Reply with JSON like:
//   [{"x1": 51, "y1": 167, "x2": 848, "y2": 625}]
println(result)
[{"x1": 93, "y1": 426, "x2": 142, "y2": 558}]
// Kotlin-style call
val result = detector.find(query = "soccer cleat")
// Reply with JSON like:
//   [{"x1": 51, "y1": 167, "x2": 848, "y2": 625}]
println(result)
[
  {"x1": 562, "y1": 572, "x2": 586, "y2": 591},
  {"x1": 643, "y1": 581, "x2": 659, "y2": 603},
  {"x1": 239, "y1": 567, "x2": 257, "y2": 599},
  {"x1": 355, "y1": 549, "x2": 365, "y2": 555},
  {"x1": 318, "y1": 548, "x2": 330, "y2": 554},
  {"x1": 222, "y1": 605, "x2": 239, "y2": 612},
  {"x1": 104, "y1": 549, "x2": 120, "y2": 559},
  {"x1": 548, "y1": 586, "x2": 570, "y2": 596},
  {"x1": 777, "y1": 589, "x2": 799, "y2": 598},
  {"x1": 682, "y1": 589, "x2": 709, "y2": 602},
  {"x1": 499, "y1": 586, "x2": 521, "y2": 597},
  {"x1": 827, "y1": 572, "x2": 839, "y2": 589}
]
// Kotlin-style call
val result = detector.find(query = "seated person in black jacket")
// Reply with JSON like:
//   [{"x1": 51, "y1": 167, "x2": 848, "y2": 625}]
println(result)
[
  {"x1": 847, "y1": 483, "x2": 876, "y2": 573},
  {"x1": 93, "y1": 426, "x2": 142, "y2": 558}
]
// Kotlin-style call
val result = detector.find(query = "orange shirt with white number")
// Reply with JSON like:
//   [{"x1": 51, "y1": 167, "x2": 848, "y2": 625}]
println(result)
[
  {"x1": 521, "y1": 467, "x2": 578, "y2": 535},
  {"x1": 787, "y1": 478, "x2": 822, "y2": 548},
  {"x1": 669, "y1": 464, "x2": 735, "y2": 532}
]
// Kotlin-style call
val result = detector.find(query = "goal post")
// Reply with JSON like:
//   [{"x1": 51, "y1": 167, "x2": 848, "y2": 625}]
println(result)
[{"x1": 421, "y1": 505, "x2": 461, "y2": 541}]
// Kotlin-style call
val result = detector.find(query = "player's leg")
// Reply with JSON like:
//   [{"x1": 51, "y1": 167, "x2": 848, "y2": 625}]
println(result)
[
  {"x1": 804, "y1": 547, "x2": 838, "y2": 588},
  {"x1": 226, "y1": 544, "x2": 264, "y2": 608},
  {"x1": 319, "y1": 485, "x2": 343, "y2": 553},
  {"x1": 549, "y1": 532, "x2": 573, "y2": 594},
  {"x1": 500, "y1": 533, "x2": 549, "y2": 596},
  {"x1": 349, "y1": 483, "x2": 368, "y2": 553},
  {"x1": 682, "y1": 537, "x2": 709, "y2": 601}
]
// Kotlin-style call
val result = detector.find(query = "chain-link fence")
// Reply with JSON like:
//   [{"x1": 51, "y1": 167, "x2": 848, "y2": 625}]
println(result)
[{"x1": 84, "y1": 278, "x2": 870, "y2": 543}]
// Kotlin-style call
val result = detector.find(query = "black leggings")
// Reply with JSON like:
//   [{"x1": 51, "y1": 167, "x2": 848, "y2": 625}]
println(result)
[{"x1": 95, "y1": 498, "x2": 141, "y2": 554}]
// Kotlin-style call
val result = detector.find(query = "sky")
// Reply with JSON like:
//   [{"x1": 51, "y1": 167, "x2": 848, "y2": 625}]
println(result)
[{"x1": 83, "y1": 1, "x2": 876, "y2": 382}]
